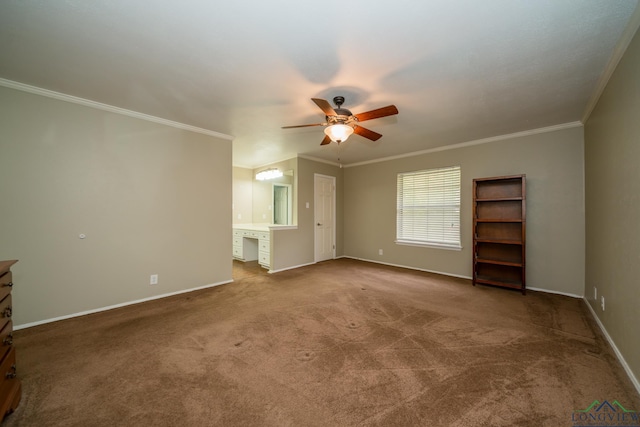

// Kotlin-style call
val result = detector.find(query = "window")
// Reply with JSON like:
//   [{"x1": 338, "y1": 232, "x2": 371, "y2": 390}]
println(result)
[{"x1": 396, "y1": 165, "x2": 461, "y2": 249}]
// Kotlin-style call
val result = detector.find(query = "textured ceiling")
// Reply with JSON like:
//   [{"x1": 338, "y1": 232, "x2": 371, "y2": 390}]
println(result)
[{"x1": 1, "y1": 1, "x2": 638, "y2": 168}]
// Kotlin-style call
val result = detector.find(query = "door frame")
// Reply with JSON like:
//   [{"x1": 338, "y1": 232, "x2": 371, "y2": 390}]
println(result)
[{"x1": 314, "y1": 173, "x2": 336, "y2": 262}]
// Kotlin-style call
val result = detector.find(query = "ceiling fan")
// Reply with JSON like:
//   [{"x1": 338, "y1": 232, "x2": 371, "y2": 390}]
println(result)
[{"x1": 282, "y1": 96, "x2": 399, "y2": 145}]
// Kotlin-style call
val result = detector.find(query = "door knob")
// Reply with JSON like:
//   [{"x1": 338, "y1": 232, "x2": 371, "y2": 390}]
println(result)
[{"x1": 317, "y1": 223, "x2": 322, "y2": 226}]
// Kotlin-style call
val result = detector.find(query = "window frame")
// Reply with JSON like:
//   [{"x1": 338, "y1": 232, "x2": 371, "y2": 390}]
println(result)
[{"x1": 395, "y1": 165, "x2": 462, "y2": 251}]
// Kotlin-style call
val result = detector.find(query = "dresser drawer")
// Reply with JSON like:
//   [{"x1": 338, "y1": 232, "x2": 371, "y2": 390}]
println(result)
[
  {"x1": 0, "y1": 260, "x2": 19, "y2": 420},
  {"x1": 0, "y1": 346, "x2": 20, "y2": 418},
  {"x1": 0, "y1": 296, "x2": 11, "y2": 331},
  {"x1": 0, "y1": 321, "x2": 12, "y2": 353},
  {"x1": 232, "y1": 246, "x2": 243, "y2": 258},
  {"x1": 259, "y1": 240, "x2": 269, "y2": 252},
  {"x1": 233, "y1": 236, "x2": 242, "y2": 247},
  {"x1": 258, "y1": 232, "x2": 269, "y2": 241},
  {"x1": 233, "y1": 229, "x2": 261, "y2": 238},
  {"x1": 258, "y1": 251, "x2": 270, "y2": 267},
  {"x1": 0, "y1": 272, "x2": 13, "y2": 304}
]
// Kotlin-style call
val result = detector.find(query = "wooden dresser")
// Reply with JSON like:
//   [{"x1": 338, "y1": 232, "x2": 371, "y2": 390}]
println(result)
[{"x1": 0, "y1": 260, "x2": 20, "y2": 419}]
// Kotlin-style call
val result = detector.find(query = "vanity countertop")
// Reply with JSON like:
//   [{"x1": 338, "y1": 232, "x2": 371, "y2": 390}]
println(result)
[
  {"x1": 233, "y1": 223, "x2": 269, "y2": 232},
  {"x1": 233, "y1": 223, "x2": 297, "y2": 231}
]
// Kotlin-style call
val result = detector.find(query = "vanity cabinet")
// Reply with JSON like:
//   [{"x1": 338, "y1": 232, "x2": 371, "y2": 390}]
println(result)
[
  {"x1": 257, "y1": 232, "x2": 270, "y2": 268},
  {"x1": 233, "y1": 227, "x2": 270, "y2": 269}
]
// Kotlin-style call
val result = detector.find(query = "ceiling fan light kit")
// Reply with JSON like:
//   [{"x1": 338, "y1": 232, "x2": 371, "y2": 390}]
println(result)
[
  {"x1": 255, "y1": 168, "x2": 283, "y2": 181},
  {"x1": 324, "y1": 123, "x2": 354, "y2": 143},
  {"x1": 282, "y1": 96, "x2": 398, "y2": 146}
]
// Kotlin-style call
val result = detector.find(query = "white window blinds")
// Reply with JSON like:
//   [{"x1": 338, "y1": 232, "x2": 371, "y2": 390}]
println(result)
[{"x1": 396, "y1": 165, "x2": 461, "y2": 249}]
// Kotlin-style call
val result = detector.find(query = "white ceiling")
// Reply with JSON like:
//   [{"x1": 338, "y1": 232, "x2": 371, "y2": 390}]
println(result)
[{"x1": 1, "y1": 1, "x2": 638, "y2": 168}]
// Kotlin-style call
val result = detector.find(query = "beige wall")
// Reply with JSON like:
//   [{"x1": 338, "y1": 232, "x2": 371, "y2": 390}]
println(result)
[
  {"x1": 344, "y1": 126, "x2": 585, "y2": 296},
  {"x1": 271, "y1": 157, "x2": 344, "y2": 271},
  {"x1": 232, "y1": 167, "x2": 252, "y2": 224},
  {"x1": 231, "y1": 157, "x2": 343, "y2": 272},
  {"x1": 252, "y1": 158, "x2": 297, "y2": 224},
  {"x1": 233, "y1": 159, "x2": 297, "y2": 226},
  {"x1": 0, "y1": 86, "x2": 233, "y2": 326},
  {"x1": 584, "y1": 28, "x2": 640, "y2": 383}
]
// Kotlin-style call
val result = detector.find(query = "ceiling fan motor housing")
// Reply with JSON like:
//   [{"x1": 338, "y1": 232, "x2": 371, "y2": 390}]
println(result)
[
  {"x1": 330, "y1": 96, "x2": 354, "y2": 123},
  {"x1": 333, "y1": 96, "x2": 345, "y2": 107}
]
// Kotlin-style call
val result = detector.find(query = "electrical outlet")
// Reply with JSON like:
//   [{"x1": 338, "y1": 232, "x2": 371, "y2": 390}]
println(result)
[
  {"x1": 378, "y1": 249, "x2": 383, "y2": 256},
  {"x1": 594, "y1": 287, "x2": 597, "y2": 300},
  {"x1": 601, "y1": 295, "x2": 605, "y2": 311},
  {"x1": 150, "y1": 274, "x2": 158, "y2": 285}
]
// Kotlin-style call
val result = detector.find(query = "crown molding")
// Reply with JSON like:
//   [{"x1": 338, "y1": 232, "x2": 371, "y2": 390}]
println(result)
[
  {"x1": 345, "y1": 121, "x2": 583, "y2": 168},
  {"x1": 0, "y1": 78, "x2": 234, "y2": 141},
  {"x1": 297, "y1": 154, "x2": 341, "y2": 168},
  {"x1": 582, "y1": 3, "x2": 640, "y2": 123},
  {"x1": 233, "y1": 155, "x2": 303, "y2": 171}
]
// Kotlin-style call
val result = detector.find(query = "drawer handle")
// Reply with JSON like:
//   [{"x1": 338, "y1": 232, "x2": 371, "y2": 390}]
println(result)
[
  {"x1": 2, "y1": 334, "x2": 12, "y2": 346},
  {"x1": 2, "y1": 282, "x2": 12, "y2": 288},
  {"x1": 5, "y1": 364, "x2": 16, "y2": 379},
  {"x1": 2, "y1": 306, "x2": 11, "y2": 318}
]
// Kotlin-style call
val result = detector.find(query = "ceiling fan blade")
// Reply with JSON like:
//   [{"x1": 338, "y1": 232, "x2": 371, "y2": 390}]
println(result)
[
  {"x1": 320, "y1": 135, "x2": 331, "y2": 145},
  {"x1": 353, "y1": 125, "x2": 382, "y2": 141},
  {"x1": 281, "y1": 123, "x2": 325, "y2": 129},
  {"x1": 354, "y1": 105, "x2": 399, "y2": 122},
  {"x1": 312, "y1": 98, "x2": 337, "y2": 116}
]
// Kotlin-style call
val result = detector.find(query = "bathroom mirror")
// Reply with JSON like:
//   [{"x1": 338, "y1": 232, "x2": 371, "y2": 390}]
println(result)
[
  {"x1": 273, "y1": 183, "x2": 292, "y2": 225},
  {"x1": 249, "y1": 166, "x2": 296, "y2": 225}
]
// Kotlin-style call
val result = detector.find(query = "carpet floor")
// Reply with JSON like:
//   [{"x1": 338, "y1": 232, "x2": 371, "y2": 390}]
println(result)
[{"x1": 5, "y1": 258, "x2": 640, "y2": 426}]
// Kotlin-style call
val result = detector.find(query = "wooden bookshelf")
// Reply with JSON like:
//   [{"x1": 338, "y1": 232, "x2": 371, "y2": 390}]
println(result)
[{"x1": 472, "y1": 175, "x2": 526, "y2": 294}]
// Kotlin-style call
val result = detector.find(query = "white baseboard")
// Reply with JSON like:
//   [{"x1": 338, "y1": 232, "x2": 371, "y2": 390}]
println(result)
[
  {"x1": 343, "y1": 256, "x2": 472, "y2": 280},
  {"x1": 343, "y1": 256, "x2": 639, "y2": 395},
  {"x1": 14, "y1": 260, "x2": 639, "y2": 398},
  {"x1": 582, "y1": 298, "x2": 640, "y2": 396},
  {"x1": 268, "y1": 261, "x2": 316, "y2": 274},
  {"x1": 344, "y1": 257, "x2": 585, "y2": 299},
  {"x1": 527, "y1": 286, "x2": 583, "y2": 299},
  {"x1": 14, "y1": 279, "x2": 233, "y2": 330}
]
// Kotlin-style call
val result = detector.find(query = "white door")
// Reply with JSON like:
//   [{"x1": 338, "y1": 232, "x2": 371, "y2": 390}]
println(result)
[{"x1": 315, "y1": 174, "x2": 335, "y2": 262}]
